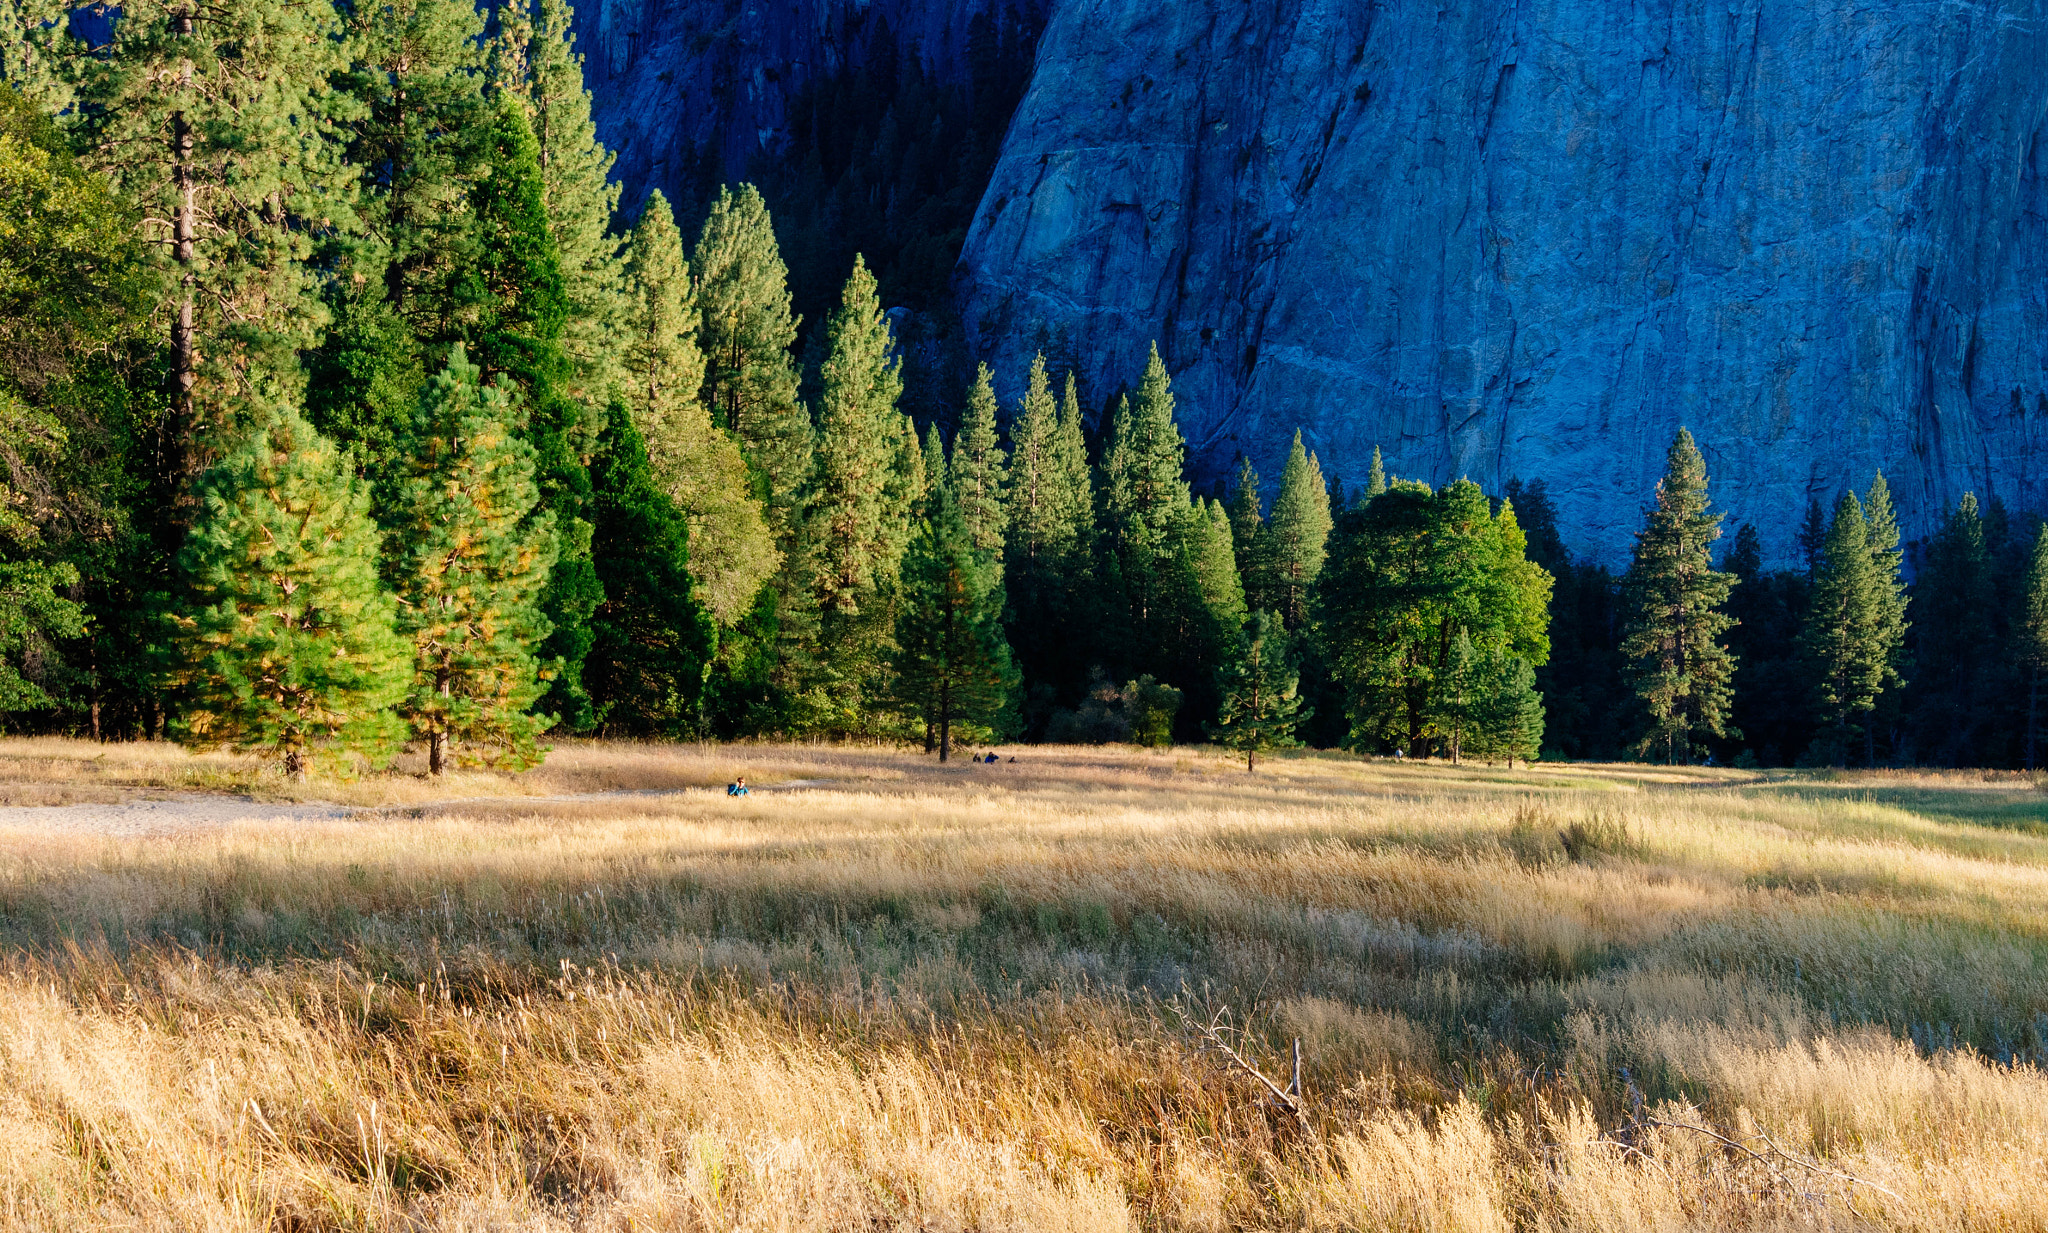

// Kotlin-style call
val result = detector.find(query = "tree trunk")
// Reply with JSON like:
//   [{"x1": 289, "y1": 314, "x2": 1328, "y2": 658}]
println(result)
[
  {"x1": 2028, "y1": 668, "x2": 2040, "y2": 773},
  {"x1": 284, "y1": 747, "x2": 305, "y2": 780},
  {"x1": 172, "y1": 11, "x2": 197, "y2": 488},
  {"x1": 1247, "y1": 748, "x2": 1255, "y2": 773}
]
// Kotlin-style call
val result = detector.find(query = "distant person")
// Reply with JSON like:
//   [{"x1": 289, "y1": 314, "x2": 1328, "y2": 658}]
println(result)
[
  {"x1": 1394, "y1": 748, "x2": 1405, "y2": 760},
  {"x1": 726, "y1": 776, "x2": 749, "y2": 796}
]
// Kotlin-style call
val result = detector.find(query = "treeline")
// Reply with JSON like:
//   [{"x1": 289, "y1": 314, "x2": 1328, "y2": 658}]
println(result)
[{"x1": 1, "y1": 0, "x2": 2044, "y2": 771}]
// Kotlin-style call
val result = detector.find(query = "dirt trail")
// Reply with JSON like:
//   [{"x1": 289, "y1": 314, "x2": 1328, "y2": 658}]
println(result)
[{"x1": 0, "y1": 780, "x2": 840, "y2": 839}]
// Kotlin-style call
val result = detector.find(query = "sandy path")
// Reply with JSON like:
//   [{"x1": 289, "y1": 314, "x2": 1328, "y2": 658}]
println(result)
[{"x1": 0, "y1": 780, "x2": 841, "y2": 839}]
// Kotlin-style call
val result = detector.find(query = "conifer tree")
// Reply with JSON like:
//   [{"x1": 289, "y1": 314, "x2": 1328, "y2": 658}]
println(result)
[
  {"x1": 1797, "y1": 496, "x2": 1829, "y2": 577},
  {"x1": 1860, "y1": 471, "x2": 1909, "y2": 762},
  {"x1": 1364, "y1": 446, "x2": 1387, "y2": 501},
  {"x1": 809, "y1": 256, "x2": 907, "y2": 617},
  {"x1": 1620, "y1": 428, "x2": 1737, "y2": 764},
  {"x1": 459, "y1": 95, "x2": 600, "y2": 730},
  {"x1": 168, "y1": 404, "x2": 408, "y2": 777},
  {"x1": 1209, "y1": 610, "x2": 1308, "y2": 772},
  {"x1": 1004, "y1": 358, "x2": 1097, "y2": 704},
  {"x1": 693, "y1": 184, "x2": 811, "y2": 522},
  {"x1": 951, "y1": 363, "x2": 1008, "y2": 557},
  {"x1": 1913, "y1": 494, "x2": 1999, "y2": 765},
  {"x1": 622, "y1": 189, "x2": 776, "y2": 625},
  {"x1": 2020, "y1": 526, "x2": 2048, "y2": 771},
  {"x1": 584, "y1": 400, "x2": 715, "y2": 735},
  {"x1": 386, "y1": 347, "x2": 557, "y2": 775},
  {"x1": 1473, "y1": 647, "x2": 1544, "y2": 767},
  {"x1": 1004, "y1": 355, "x2": 1062, "y2": 561},
  {"x1": 1225, "y1": 455, "x2": 1266, "y2": 605},
  {"x1": 57, "y1": 0, "x2": 350, "y2": 479},
  {"x1": 493, "y1": 0, "x2": 625, "y2": 414},
  {"x1": 1101, "y1": 343, "x2": 1189, "y2": 648},
  {"x1": 1799, "y1": 492, "x2": 1881, "y2": 765},
  {"x1": 891, "y1": 483, "x2": 1017, "y2": 760},
  {"x1": 1266, "y1": 431, "x2": 1333, "y2": 629},
  {"x1": 1434, "y1": 628, "x2": 1482, "y2": 763},
  {"x1": 920, "y1": 423, "x2": 948, "y2": 517}
]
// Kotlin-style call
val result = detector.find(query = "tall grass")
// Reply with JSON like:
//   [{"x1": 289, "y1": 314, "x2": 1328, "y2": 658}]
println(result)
[{"x1": 1, "y1": 740, "x2": 2045, "y2": 1228}]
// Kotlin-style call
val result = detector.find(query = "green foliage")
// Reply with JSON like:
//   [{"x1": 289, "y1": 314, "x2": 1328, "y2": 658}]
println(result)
[
  {"x1": 1319, "y1": 478, "x2": 1552, "y2": 756},
  {"x1": 1266, "y1": 431, "x2": 1332, "y2": 629},
  {"x1": 623, "y1": 189, "x2": 776, "y2": 627},
  {"x1": 583, "y1": 400, "x2": 715, "y2": 737},
  {"x1": 1003, "y1": 360, "x2": 1096, "y2": 711},
  {"x1": 1470, "y1": 646, "x2": 1544, "y2": 766},
  {"x1": 167, "y1": 404, "x2": 408, "y2": 776},
  {"x1": 1800, "y1": 491, "x2": 1882, "y2": 765},
  {"x1": 693, "y1": 184, "x2": 811, "y2": 524},
  {"x1": 891, "y1": 483, "x2": 1018, "y2": 759},
  {"x1": 1620, "y1": 429, "x2": 1737, "y2": 764},
  {"x1": 386, "y1": 348, "x2": 557, "y2": 774},
  {"x1": 1125, "y1": 675, "x2": 1184, "y2": 748},
  {"x1": 2022, "y1": 526, "x2": 2048, "y2": 770},
  {"x1": 950, "y1": 363, "x2": 1008, "y2": 558},
  {"x1": 1225, "y1": 455, "x2": 1266, "y2": 606},
  {"x1": 1209, "y1": 610, "x2": 1308, "y2": 771},
  {"x1": 809, "y1": 255, "x2": 908, "y2": 617},
  {"x1": 1911, "y1": 494, "x2": 2002, "y2": 766}
]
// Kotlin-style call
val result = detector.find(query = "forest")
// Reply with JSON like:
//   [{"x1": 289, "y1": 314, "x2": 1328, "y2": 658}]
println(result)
[{"x1": 0, "y1": 0, "x2": 2044, "y2": 772}]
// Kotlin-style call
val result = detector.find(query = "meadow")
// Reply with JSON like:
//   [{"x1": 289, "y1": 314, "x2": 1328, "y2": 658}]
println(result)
[{"x1": 1, "y1": 739, "x2": 2045, "y2": 1230}]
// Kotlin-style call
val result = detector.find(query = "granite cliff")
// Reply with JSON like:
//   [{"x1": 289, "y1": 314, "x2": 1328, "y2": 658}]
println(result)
[{"x1": 581, "y1": 0, "x2": 2048, "y2": 563}]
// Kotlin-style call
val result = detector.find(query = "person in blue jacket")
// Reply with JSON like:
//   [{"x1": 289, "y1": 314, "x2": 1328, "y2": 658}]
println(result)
[{"x1": 726, "y1": 776, "x2": 749, "y2": 796}]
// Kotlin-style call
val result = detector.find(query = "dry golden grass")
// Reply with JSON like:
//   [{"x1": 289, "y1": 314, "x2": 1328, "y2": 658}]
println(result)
[{"x1": 0, "y1": 738, "x2": 2045, "y2": 1229}]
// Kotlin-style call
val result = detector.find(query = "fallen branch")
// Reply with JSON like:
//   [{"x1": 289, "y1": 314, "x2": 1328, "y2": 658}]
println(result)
[{"x1": 1173, "y1": 995, "x2": 1315, "y2": 1137}]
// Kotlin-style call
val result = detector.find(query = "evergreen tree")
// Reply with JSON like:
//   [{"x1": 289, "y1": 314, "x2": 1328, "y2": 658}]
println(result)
[
  {"x1": 1101, "y1": 343, "x2": 1189, "y2": 655},
  {"x1": 1860, "y1": 472, "x2": 1909, "y2": 763},
  {"x1": 1619, "y1": 428, "x2": 1737, "y2": 764},
  {"x1": 951, "y1": 363, "x2": 1008, "y2": 557},
  {"x1": 1471, "y1": 647, "x2": 1544, "y2": 767},
  {"x1": 1797, "y1": 496, "x2": 1829, "y2": 577},
  {"x1": 1364, "y1": 446, "x2": 1387, "y2": 500},
  {"x1": 920, "y1": 422, "x2": 947, "y2": 517},
  {"x1": 1266, "y1": 431, "x2": 1332, "y2": 629},
  {"x1": 693, "y1": 184, "x2": 811, "y2": 524},
  {"x1": 891, "y1": 483, "x2": 1017, "y2": 760},
  {"x1": 622, "y1": 189, "x2": 776, "y2": 626},
  {"x1": 1225, "y1": 455, "x2": 1267, "y2": 608},
  {"x1": 1799, "y1": 492, "x2": 1880, "y2": 765},
  {"x1": 1209, "y1": 610, "x2": 1308, "y2": 772},
  {"x1": 1320, "y1": 479, "x2": 1551, "y2": 756},
  {"x1": 2020, "y1": 526, "x2": 2048, "y2": 771},
  {"x1": 494, "y1": 0, "x2": 626, "y2": 416},
  {"x1": 460, "y1": 95, "x2": 600, "y2": 731},
  {"x1": 809, "y1": 255, "x2": 908, "y2": 617},
  {"x1": 1433, "y1": 627, "x2": 1482, "y2": 763},
  {"x1": 167, "y1": 403, "x2": 407, "y2": 777},
  {"x1": 1003, "y1": 358, "x2": 1097, "y2": 711},
  {"x1": 584, "y1": 399, "x2": 715, "y2": 735},
  {"x1": 1912, "y1": 494, "x2": 1999, "y2": 765},
  {"x1": 1721, "y1": 521, "x2": 1814, "y2": 766},
  {"x1": 56, "y1": 0, "x2": 350, "y2": 479},
  {"x1": 386, "y1": 347, "x2": 557, "y2": 775}
]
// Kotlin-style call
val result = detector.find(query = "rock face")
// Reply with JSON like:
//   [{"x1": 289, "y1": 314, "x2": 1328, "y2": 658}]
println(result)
[
  {"x1": 954, "y1": 0, "x2": 2048, "y2": 563},
  {"x1": 574, "y1": 0, "x2": 1043, "y2": 210}
]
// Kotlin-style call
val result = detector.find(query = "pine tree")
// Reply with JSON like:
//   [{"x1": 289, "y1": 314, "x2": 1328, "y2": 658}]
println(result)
[
  {"x1": 1321, "y1": 479, "x2": 1551, "y2": 756},
  {"x1": 1473, "y1": 648, "x2": 1544, "y2": 767},
  {"x1": 920, "y1": 422, "x2": 948, "y2": 517},
  {"x1": 1434, "y1": 627, "x2": 1482, "y2": 763},
  {"x1": 1799, "y1": 492, "x2": 1882, "y2": 765},
  {"x1": 57, "y1": 0, "x2": 350, "y2": 480},
  {"x1": 1209, "y1": 610, "x2": 1308, "y2": 772},
  {"x1": 167, "y1": 403, "x2": 408, "y2": 777},
  {"x1": 1913, "y1": 494, "x2": 1999, "y2": 765},
  {"x1": 809, "y1": 256, "x2": 908, "y2": 616},
  {"x1": 891, "y1": 483, "x2": 1017, "y2": 760},
  {"x1": 1101, "y1": 343, "x2": 1189, "y2": 653},
  {"x1": 459, "y1": 95, "x2": 601, "y2": 731},
  {"x1": 1860, "y1": 471, "x2": 1909, "y2": 763},
  {"x1": 950, "y1": 363, "x2": 1008, "y2": 557},
  {"x1": 387, "y1": 347, "x2": 557, "y2": 775},
  {"x1": 1364, "y1": 446, "x2": 1387, "y2": 500},
  {"x1": 1225, "y1": 455, "x2": 1266, "y2": 607},
  {"x1": 622, "y1": 189, "x2": 777, "y2": 626},
  {"x1": 494, "y1": 0, "x2": 625, "y2": 416},
  {"x1": 693, "y1": 184, "x2": 811, "y2": 524},
  {"x1": 2020, "y1": 526, "x2": 2048, "y2": 771},
  {"x1": 1266, "y1": 431, "x2": 1332, "y2": 629},
  {"x1": 584, "y1": 399, "x2": 715, "y2": 735},
  {"x1": 1620, "y1": 428, "x2": 1738, "y2": 764},
  {"x1": 1003, "y1": 358, "x2": 1097, "y2": 707},
  {"x1": 1797, "y1": 496, "x2": 1829, "y2": 577}
]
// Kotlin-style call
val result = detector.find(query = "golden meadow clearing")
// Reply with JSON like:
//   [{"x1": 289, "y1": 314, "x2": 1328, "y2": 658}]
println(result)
[{"x1": 1, "y1": 739, "x2": 2046, "y2": 1230}]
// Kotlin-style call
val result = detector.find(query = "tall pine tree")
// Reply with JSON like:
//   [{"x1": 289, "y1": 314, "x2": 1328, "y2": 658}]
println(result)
[
  {"x1": 950, "y1": 363, "x2": 1007, "y2": 557},
  {"x1": 1209, "y1": 610, "x2": 1308, "y2": 772},
  {"x1": 1912, "y1": 494, "x2": 1999, "y2": 765},
  {"x1": 1799, "y1": 491, "x2": 1879, "y2": 766},
  {"x1": 387, "y1": 347, "x2": 557, "y2": 775},
  {"x1": 1620, "y1": 428, "x2": 1737, "y2": 764},
  {"x1": 1100, "y1": 343, "x2": 1188, "y2": 664},
  {"x1": 167, "y1": 403, "x2": 408, "y2": 777},
  {"x1": 809, "y1": 255, "x2": 907, "y2": 617},
  {"x1": 891, "y1": 482, "x2": 1017, "y2": 760},
  {"x1": 2020, "y1": 526, "x2": 2048, "y2": 771},
  {"x1": 1265, "y1": 431, "x2": 1332, "y2": 629},
  {"x1": 622, "y1": 188, "x2": 776, "y2": 625}
]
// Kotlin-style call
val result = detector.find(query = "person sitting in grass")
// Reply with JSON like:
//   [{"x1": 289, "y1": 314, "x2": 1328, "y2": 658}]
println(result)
[{"x1": 726, "y1": 776, "x2": 749, "y2": 796}]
